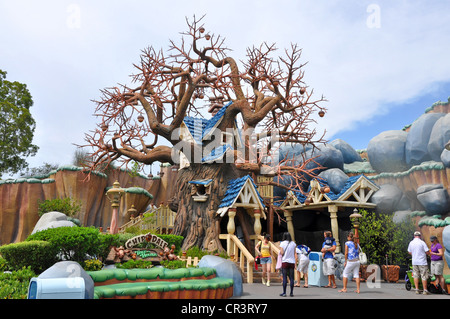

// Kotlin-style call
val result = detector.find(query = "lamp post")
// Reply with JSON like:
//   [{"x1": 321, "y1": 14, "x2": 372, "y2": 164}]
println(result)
[
  {"x1": 106, "y1": 181, "x2": 124, "y2": 234},
  {"x1": 350, "y1": 208, "x2": 363, "y2": 245}
]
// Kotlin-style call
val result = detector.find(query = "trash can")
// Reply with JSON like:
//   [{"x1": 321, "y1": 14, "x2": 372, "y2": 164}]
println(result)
[
  {"x1": 28, "y1": 277, "x2": 86, "y2": 299},
  {"x1": 308, "y1": 252, "x2": 328, "y2": 287}
]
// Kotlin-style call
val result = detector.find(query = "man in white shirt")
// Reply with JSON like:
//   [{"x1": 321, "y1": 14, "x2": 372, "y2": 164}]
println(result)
[{"x1": 407, "y1": 231, "x2": 431, "y2": 295}]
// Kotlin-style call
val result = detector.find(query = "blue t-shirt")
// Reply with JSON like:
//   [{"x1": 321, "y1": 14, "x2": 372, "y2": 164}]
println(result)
[
  {"x1": 345, "y1": 241, "x2": 359, "y2": 260},
  {"x1": 322, "y1": 239, "x2": 336, "y2": 259}
]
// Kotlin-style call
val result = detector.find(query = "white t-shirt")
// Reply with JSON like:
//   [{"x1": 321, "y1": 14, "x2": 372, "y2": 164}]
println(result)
[
  {"x1": 280, "y1": 240, "x2": 296, "y2": 264},
  {"x1": 407, "y1": 237, "x2": 429, "y2": 266}
]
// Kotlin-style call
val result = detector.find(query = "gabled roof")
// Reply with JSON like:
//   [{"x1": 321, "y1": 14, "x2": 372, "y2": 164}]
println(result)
[
  {"x1": 278, "y1": 174, "x2": 379, "y2": 210},
  {"x1": 217, "y1": 175, "x2": 266, "y2": 217}
]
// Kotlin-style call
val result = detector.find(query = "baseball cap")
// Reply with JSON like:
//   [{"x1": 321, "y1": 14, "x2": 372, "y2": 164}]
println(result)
[
  {"x1": 430, "y1": 235, "x2": 437, "y2": 241},
  {"x1": 414, "y1": 231, "x2": 421, "y2": 236}
]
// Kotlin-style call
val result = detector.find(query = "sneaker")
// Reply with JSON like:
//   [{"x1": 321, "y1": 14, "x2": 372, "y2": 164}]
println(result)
[
  {"x1": 423, "y1": 290, "x2": 430, "y2": 295},
  {"x1": 262, "y1": 278, "x2": 266, "y2": 285},
  {"x1": 280, "y1": 293, "x2": 287, "y2": 297},
  {"x1": 266, "y1": 281, "x2": 270, "y2": 287},
  {"x1": 415, "y1": 289, "x2": 421, "y2": 294}
]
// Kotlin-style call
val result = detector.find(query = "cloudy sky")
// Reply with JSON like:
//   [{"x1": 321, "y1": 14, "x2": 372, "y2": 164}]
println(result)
[{"x1": 1, "y1": 0, "x2": 450, "y2": 177}]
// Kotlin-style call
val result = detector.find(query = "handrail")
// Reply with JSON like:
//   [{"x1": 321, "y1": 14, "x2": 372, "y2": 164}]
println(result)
[{"x1": 219, "y1": 234, "x2": 254, "y2": 283}]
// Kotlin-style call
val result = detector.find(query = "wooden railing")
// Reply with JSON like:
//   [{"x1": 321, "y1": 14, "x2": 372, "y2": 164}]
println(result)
[
  {"x1": 219, "y1": 233, "x2": 255, "y2": 283},
  {"x1": 119, "y1": 204, "x2": 176, "y2": 234}
]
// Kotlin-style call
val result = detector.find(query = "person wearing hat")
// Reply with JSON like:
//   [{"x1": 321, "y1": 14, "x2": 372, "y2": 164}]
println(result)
[
  {"x1": 408, "y1": 231, "x2": 431, "y2": 295},
  {"x1": 429, "y1": 235, "x2": 447, "y2": 294}
]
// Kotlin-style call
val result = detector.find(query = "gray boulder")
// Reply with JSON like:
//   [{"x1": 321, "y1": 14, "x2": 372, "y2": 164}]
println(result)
[
  {"x1": 31, "y1": 211, "x2": 77, "y2": 234},
  {"x1": 197, "y1": 255, "x2": 243, "y2": 297},
  {"x1": 370, "y1": 184, "x2": 405, "y2": 213},
  {"x1": 302, "y1": 144, "x2": 344, "y2": 172},
  {"x1": 417, "y1": 184, "x2": 450, "y2": 216},
  {"x1": 428, "y1": 114, "x2": 450, "y2": 161},
  {"x1": 318, "y1": 168, "x2": 349, "y2": 194},
  {"x1": 405, "y1": 113, "x2": 445, "y2": 165},
  {"x1": 443, "y1": 226, "x2": 450, "y2": 270},
  {"x1": 392, "y1": 210, "x2": 413, "y2": 224},
  {"x1": 38, "y1": 261, "x2": 95, "y2": 299},
  {"x1": 367, "y1": 130, "x2": 408, "y2": 173},
  {"x1": 330, "y1": 139, "x2": 362, "y2": 164},
  {"x1": 441, "y1": 148, "x2": 450, "y2": 168}
]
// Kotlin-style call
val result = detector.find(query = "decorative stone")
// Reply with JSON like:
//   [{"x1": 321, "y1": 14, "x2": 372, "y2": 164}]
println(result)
[
  {"x1": 38, "y1": 261, "x2": 95, "y2": 299},
  {"x1": 31, "y1": 211, "x2": 76, "y2": 235},
  {"x1": 369, "y1": 184, "x2": 404, "y2": 214},
  {"x1": 330, "y1": 139, "x2": 362, "y2": 164},
  {"x1": 197, "y1": 255, "x2": 243, "y2": 297},
  {"x1": 405, "y1": 113, "x2": 445, "y2": 165},
  {"x1": 417, "y1": 184, "x2": 450, "y2": 216},
  {"x1": 318, "y1": 168, "x2": 349, "y2": 194},
  {"x1": 367, "y1": 130, "x2": 408, "y2": 173},
  {"x1": 428, "y1": 113, "x2": 450, "y2": 161}
]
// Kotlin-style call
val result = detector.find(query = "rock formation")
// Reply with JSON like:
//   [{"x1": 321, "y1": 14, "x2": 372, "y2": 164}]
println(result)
[{"x1": 0, "y1": 164, "x2": 177, "y2": 244}]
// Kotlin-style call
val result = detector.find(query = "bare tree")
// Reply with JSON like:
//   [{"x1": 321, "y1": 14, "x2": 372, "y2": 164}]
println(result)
[{"x1": 83, "y1": 16, "x2": 326, "y2": 250}]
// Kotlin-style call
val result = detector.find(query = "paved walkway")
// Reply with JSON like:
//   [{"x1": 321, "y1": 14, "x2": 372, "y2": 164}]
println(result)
[{"x1": 233, "y1": 279, "x2": 450, "y2": 299}]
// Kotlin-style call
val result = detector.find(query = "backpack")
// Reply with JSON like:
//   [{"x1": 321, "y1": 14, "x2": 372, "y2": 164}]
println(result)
[{"x1": 297, "y1": 244, "x2": 311, "y2": 255}]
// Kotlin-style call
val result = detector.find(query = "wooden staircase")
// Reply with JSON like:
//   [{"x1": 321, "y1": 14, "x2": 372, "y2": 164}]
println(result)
[{"x1": 241, "y1": 263, "x2": 282, "y2": 284}]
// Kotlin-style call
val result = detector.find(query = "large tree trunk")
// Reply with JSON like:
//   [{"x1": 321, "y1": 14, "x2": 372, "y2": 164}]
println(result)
[{"x1": 169, "y1": 163, "x2": 243, "y2": 251}]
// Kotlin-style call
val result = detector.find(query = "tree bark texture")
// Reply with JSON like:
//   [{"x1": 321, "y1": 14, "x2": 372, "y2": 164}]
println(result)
[{"x1": 170, "y1": 163, "x2": 244, "y2": 251}]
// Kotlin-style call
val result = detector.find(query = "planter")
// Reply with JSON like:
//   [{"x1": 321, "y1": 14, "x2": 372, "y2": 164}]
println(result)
[{"x1": 382, "y1": 265, "x2": 400, "y2": 283}]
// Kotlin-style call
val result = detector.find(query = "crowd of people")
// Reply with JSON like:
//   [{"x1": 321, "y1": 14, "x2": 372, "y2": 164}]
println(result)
[{"x1": 254, "y1": 230, "x2": 447, "y2": 297}]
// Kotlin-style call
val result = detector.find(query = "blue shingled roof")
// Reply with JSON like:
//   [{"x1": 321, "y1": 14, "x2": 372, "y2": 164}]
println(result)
[
  {"x1": 201, "y1": 144, "x2": 233, "y2": 163},
  {"x1": 183, "y1": 101, "x2": 233, "y2": 143},
  {"x1": 183, "y1": 116, "x2": 208, "y2": 144},
  {"x1": 188, "y1": 179, "x2": 213, "y2": 186},
  {"x1": 218, "y1": 175, "x2": 265, "y2": 208}
]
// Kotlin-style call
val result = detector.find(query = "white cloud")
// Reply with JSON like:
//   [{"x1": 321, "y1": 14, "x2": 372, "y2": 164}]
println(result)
[{"x1": 1, "y1": 0, "x2": 449, "y2": 175}]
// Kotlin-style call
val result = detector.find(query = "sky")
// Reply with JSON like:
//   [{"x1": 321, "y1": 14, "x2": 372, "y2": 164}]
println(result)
[{"x1": 1, "y1": 0, "x2": 450, "y2": 177}]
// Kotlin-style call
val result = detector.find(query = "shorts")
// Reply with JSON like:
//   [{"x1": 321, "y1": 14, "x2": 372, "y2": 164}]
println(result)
[
  {"x1": 412, "y1": 265, "x2": 429, "y2": 280},
  {"x1": 297, "y1": 258, "x2": 309, "y2": 273},
  {"x1": 342, "y1": 260, "x2": 360, "y2": 279},
  {"x1": 323, "y1": 258, "x2": 336, "y2": 276},
  {"x1": 431, "y1": 260, "x2": 444, "y2": 276},
  {"x1": 260, "y1": 257, "x2": 272, "y2": 265}
]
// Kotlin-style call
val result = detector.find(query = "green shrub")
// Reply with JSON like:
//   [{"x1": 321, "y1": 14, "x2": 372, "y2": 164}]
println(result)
[
  {"x1": 0, "y1": 266, "x2": 36, "y2": 299},
  {"x1": 26, "y1": 227, "x2": 117, "y2": 264},
  {"x1": 116, "y1": 259, "x2": 153, "y2": 269},
  {"x1": 83, "y1": 259, "x2": 103, "y2": 271},
  {"x1": 0, "y1": 241, "x2": 58, "y2": 273},
  {"x1": 358, "y1": 209, "x2": 416, "y2": 265},
  {"x1": 37, "y1": 197, "x2": 82, "y2": 217},
  {"x1": 160, "y1": 259, "x2": 187, "y2": 269}
]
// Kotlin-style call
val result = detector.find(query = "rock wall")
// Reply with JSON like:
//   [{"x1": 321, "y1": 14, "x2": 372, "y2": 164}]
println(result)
[{"x1": 0, "y1": 165, "x2": 178, "y2": 244}]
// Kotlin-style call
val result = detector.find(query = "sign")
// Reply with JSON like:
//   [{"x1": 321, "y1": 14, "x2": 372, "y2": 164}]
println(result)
[{"x1": 125, "y1": 233, "x2": 169, "y2": 250}]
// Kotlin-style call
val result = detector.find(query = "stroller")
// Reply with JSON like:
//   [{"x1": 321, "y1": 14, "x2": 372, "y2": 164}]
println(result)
[{"x1": 405, "y1": 268, "x2": 443, "y2": 294}]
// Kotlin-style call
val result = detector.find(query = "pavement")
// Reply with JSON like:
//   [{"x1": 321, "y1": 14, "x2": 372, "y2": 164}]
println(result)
[{"x1": 233, "y1": 278, "x2": 450, "y2": 299}]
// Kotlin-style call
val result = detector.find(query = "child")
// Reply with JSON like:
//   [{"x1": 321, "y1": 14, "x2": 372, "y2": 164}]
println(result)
[{"x1": 322, "y1": 235, "x2": 336, "y2": 258}]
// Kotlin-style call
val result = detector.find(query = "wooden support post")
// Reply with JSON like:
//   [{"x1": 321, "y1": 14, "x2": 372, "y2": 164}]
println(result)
[
  {"x1": 283, "y1": 210, "x2": 295, "y2": 242},
  {"x1": 328, "y1": 205, "x2": 340, "y2": 253}
]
